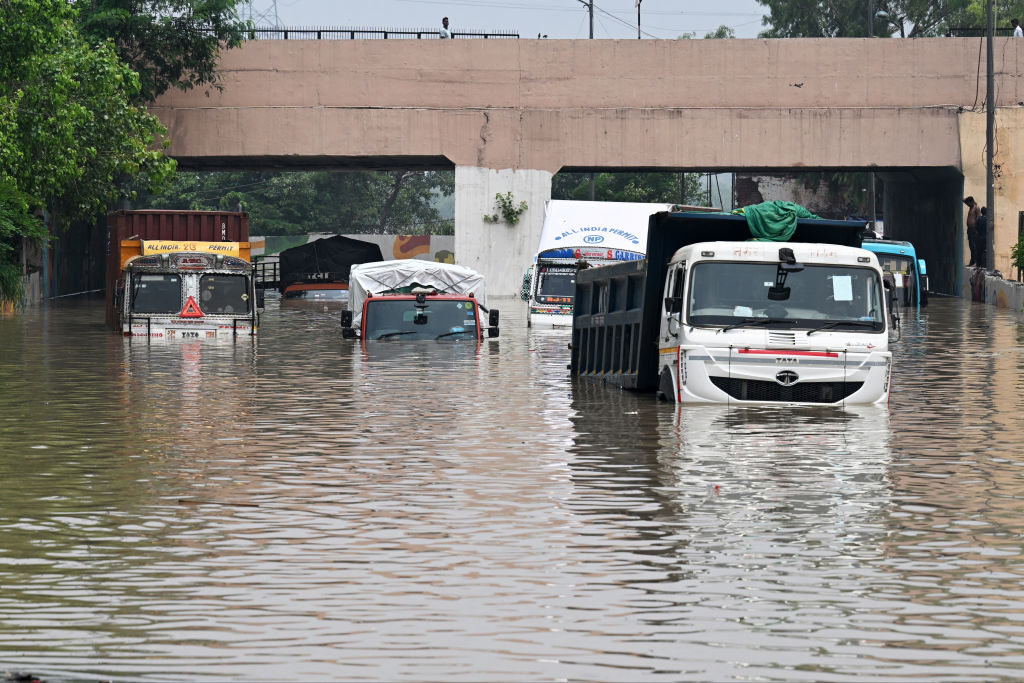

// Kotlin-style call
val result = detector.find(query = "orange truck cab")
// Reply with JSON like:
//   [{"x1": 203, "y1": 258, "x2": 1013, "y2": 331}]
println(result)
[{"x1": 340, "y1": 260, "x2": 498, "y2": 344}]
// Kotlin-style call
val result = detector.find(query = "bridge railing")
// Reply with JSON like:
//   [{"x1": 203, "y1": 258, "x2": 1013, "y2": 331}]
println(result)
[
  {"x1": 245, "y1": 26, "x2": 519, "y2": 40},
  {"x1": 946, "y1": 27, "x2": 1016, "y2": 37}
]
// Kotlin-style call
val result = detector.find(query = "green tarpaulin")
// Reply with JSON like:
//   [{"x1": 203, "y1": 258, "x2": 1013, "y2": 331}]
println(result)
[{"x1": 733, "y1": 200, "x2": 822, "y2": 242}]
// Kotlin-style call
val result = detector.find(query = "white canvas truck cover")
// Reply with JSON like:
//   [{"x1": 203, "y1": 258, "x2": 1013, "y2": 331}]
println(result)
[
  {"x1": 349, "y1": 259, "x2": 488, "y2": 328},
  {"x1": 535, "y1": 200, "x2": 679, "y2": 261}
]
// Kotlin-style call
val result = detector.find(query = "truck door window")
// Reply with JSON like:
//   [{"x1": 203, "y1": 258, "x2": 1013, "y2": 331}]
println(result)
[
  {"x1": 131, "y1": 273, "x2": 182, "y2": 314},
  {"x1": 200, "y1": 274, "x2": 251, "y2": 314}
]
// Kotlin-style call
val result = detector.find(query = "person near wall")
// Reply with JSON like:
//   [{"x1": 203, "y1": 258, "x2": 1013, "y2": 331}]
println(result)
[
  {"x1": 977, "y1": 206, "x2": 989, "y2": 268},
  {"x1": 1013, "y1": 19, "x2": 1022, "y2": 36},
  {"x1": 439, "y1": 17, "x2": 451, "y2": 39},
  {"x1": 964, "y1": 196, "x2": 981, "y2": 266}
]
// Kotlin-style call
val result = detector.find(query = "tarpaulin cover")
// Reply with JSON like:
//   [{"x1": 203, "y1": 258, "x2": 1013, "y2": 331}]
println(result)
[
  {"x1": 278, "y1": 235, "x2": 384, "y2": 293},
  {"x1": 348, "y1": 260, "x2": 487, "y2": 328},
  {"x1": 733, "y1": 201, "x2": 822, "y2": 242}
]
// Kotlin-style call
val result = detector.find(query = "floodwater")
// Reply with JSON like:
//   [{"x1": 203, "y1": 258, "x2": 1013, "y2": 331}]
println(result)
[{"x1": 2, "y1": 294, "x2": 1024, "y2": 682}]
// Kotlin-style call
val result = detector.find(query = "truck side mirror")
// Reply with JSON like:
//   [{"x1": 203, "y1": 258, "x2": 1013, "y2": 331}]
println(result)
[
  {"x1": 664, "y1": 296, "x2": 682, "y2": 313},
  {"x1": 340, "y1": 309, "x2": 353, "y2": 328},
  {"x1": 256, "y1": 287, "x2": 265, "y2": 309},
  {"x1": 917, "y1": 259, "x2": 927, "y2": 275},
  {"x1": 486, "y1": 308, "x2": 499, "y2": 337}
]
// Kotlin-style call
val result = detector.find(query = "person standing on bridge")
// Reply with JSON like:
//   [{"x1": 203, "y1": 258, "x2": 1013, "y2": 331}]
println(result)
[
  {"x1": 965, "y1": 196, "x2": 981, "y2": 266},
  {"x1": 1013, "y1": 19, "x2": 1023, "y2": 36},
  {"x1": 439, "y1": 17, "x2": 451, "y2": 39}
]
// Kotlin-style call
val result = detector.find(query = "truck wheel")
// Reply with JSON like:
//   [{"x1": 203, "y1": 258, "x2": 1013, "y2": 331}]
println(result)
[{"x1": 656, "y1": 367, "x2": 676, "y2": 402}]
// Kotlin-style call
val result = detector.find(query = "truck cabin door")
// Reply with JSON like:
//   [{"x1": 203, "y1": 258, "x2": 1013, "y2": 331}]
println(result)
[{"x1": 662, "y1": 263, "x2": 685, "y2": 341}]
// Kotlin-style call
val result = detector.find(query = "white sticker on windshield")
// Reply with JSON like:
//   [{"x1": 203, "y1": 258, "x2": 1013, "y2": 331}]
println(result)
[
  {"x1": 734, "y1": 305, "x2": 753, "y2": 317},
  {"x1": 832, "y1": 275, "x2": 853, "y2": 301},
  {"x1": 893, "y1": 273, "x2": 904, "y2": 287}
]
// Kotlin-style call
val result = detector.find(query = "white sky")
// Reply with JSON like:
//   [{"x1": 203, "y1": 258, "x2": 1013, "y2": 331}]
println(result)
[{"x1": 248, "y1": 0, "x2": 770, "y2": 40}]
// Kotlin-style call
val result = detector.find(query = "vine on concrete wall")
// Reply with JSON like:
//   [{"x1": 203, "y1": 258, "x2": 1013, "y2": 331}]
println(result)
[{"x1": 483, "y1": 192, "x2": 528, "y2": 226}]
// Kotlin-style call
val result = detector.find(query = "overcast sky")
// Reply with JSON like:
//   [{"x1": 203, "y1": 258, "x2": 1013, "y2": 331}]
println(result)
[{"x1": 246, "y1": 0, "x2": 770, "y2": 40}]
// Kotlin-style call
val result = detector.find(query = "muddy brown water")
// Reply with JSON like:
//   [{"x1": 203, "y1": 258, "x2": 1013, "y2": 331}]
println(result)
[{"x1": 2, "y1": 294, "x2": 1024, "y2": 681}]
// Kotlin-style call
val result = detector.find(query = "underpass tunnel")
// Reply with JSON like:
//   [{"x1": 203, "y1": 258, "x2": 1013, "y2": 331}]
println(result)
[{"x1": 880, "y1": 168, "x2": 964, "y2": 296}]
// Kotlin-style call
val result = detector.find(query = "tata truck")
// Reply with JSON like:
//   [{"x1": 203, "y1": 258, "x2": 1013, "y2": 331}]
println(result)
[
  {"x1": 106, "y1": 210, "x2": 262, "y2": 339},
  {"x1": 571, "y1": 209, "x2": 897, "y2": 406},
  {"x1": 341, "y1": 260, "x2": 498, "y2": 344}
]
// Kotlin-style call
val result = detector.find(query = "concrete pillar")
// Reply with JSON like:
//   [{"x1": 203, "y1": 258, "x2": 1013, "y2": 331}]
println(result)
[{"x1": 454, "y1": 166, "x2": 552, "y2": 297}]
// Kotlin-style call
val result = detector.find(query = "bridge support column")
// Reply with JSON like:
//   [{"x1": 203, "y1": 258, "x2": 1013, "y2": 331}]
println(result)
[{"x1": 455, "y1": 166, "x2": 552, "y2": 297}]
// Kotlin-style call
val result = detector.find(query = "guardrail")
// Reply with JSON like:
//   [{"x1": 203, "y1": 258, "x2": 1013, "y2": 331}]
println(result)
[
  {"x1": 946, "y1": 27, "x2": 1016, "y2": 37},
  {"x1": 246, "y1": 26, "x2": 519, "y2": 40}
]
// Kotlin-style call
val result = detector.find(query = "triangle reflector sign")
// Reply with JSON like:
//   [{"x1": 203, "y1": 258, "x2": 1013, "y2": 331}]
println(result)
[{"x1": 179, "y1": 295, "x2": 204, "y2": 318}]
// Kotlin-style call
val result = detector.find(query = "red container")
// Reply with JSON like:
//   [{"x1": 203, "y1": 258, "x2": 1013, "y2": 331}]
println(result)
[{"x1": 105, "y1": 210, "x2": 250, "y2": 329}]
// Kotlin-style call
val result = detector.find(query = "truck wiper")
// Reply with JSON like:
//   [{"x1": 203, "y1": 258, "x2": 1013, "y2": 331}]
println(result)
[
  {"x1": 719, "y1": 318, "x2": 796, "y2": 332},
  {"x1": 435, "y1": 330, "x2": 474, "y2": 339},
  {"x1": 806, "y1": 320, "x2": 879, "y2": 335},
  {"x1": 375, "y1": 331, "x2": 417, "y2": 339}
]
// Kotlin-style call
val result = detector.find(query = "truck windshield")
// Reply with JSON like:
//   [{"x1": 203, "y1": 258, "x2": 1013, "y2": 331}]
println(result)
[
  {"x1": 131, "y1": 273, "x2": 182, "y2": 314},
  {"x1": 536, "y1": 266, "x2": 576, "y2": 303},
  {"x1": 687, "y1": 261, "x2": 885, "y2": 331},
  {"x1": 364, "y1": 299, "x2": 479, "y2": 341},
  {"x1": 873, "y1": 253, "x2": 915, "y2": 277},
  {"x1": 200, "y1": 274, "x2": 251, "y2": 314}
]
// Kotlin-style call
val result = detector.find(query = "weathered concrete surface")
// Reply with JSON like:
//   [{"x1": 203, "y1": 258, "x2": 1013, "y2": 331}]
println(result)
[
  {"x1": 964, "y1": 267, "x2": 1024, "y2": 313},
  {"x1": 152, "y1": 37, "x2": 1020, "y2": 172},
  {"x1": 150, "y1": 37, "x2": 1024, "y2": 295}
]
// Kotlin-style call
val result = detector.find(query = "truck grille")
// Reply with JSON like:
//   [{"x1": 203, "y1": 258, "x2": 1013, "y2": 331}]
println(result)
[{"x1": 709, "y1": 377, "x2": 863, "y2": 403}]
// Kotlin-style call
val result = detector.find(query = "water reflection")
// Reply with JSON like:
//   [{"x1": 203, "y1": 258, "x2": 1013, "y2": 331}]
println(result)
[{"x1": 1, "y1": 296, "x2": 1024, "y2": 680}]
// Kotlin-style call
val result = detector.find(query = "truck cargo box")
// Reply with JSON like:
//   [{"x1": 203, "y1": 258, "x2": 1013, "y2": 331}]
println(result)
[
  {"x1": 571, "y1": 210, "x2": 868, "y2": 391},
  {"x1": 105, "y1": 210, "x2": 250, "y2": 329}
]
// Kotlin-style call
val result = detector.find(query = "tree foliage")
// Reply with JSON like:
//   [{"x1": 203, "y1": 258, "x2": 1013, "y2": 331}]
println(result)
[
  {"x1": 0, "y1": 0, "x2": 176, "y2": 302},
  {"x1": 76, "y1": 0, "x2": 249, "y2": 103},
  {"x1": 553, "y1": 172, "x2": 707, "y2": 206},
  {"x1": 755, "y1": 0, "x2": 991, "y2": 37},
  {"x1": 136, "y1": 170, "x2": 455, "y2": 235}
]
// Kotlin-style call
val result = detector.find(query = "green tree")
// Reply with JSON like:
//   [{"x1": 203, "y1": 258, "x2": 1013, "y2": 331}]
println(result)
[
  {"x1": 705, "y1": 25, "x2": 736, "y2": 38},
  {"x1": 553, "y1": 172, "x2": 706, "y2": 205},
  {"x1": 0, "y1": 0, "x2": 176, "y2": 302},
  {"x1": 756, "y1": 0, "x2": 977, "y2": 37},
  {"x1": 76, "y1": 0, "x2": 249, "y2": 103},
  {"x1": 137, "y1": 170, "x2": 455, "y2": 235}
]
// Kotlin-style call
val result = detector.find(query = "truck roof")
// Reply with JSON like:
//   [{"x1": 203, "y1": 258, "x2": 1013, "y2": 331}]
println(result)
[
  {"x1": 348, "y1": 260, "x2": 488, "y2": 327},
  {"x1": 670, "y1": 241, "x2": 880, "y2": 266}
]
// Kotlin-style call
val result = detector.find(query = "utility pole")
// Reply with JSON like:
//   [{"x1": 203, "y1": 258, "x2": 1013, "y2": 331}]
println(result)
[
  {"x1": 578, "y1": 0, "x2": 595, "y2": 198},
  {"x1": 637, "y1": 0, "x2": 642, "y2": 39},
  {"x1": 577, "y1": 0, "x2": 594, "y2": 39},
  {"x1": 986, "y1": 0, "x2": 996, "y2": 270}
]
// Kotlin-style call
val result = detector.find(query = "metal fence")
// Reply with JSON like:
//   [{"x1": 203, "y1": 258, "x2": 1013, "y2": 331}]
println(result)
[
  {"x1": 246, "y1": 26, "x2": 519, "y2": 40},
  {"x1": 946, "y1": 27, "x2": 1016, "y2": 37}
]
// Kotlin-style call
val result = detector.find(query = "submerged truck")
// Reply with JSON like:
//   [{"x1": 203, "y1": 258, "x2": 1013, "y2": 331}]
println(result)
[
  {"x1": 106, "y1": 210, "x2": 262, "y2": 339},
  {"x1": 524, "y1": 200, "x2": 716, "y2": 328},
  {"x1": 862, "y1": 238, "x2": 928, "y2": 307},
  {"x1": 341, "y1": 260, "x2": 498, "y2": 344},
  {"x1": 278, "y1": 234, "x2": 384, "y2": 301},
  {"x1": 571, "y1": 207, "x2": 897, "y2": 406}
]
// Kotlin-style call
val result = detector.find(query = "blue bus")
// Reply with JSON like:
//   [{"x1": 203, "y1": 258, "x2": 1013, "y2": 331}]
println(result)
[{"x1": 862, "y1": 238, "x2": 928, "y2": 307}]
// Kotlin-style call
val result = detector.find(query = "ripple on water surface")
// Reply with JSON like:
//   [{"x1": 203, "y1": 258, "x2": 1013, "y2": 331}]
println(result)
[{"x1": 1, "y1": 296, "x2": 1024, "y2": 681}]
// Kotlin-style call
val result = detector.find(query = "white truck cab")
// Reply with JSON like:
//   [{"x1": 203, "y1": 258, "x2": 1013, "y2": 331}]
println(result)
[{"x1": 656, "y1": 242, "x2": 892, "y2": 404}]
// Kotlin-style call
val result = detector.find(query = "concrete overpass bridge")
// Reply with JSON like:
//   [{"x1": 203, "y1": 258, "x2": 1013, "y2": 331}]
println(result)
[{"x1": 151, "y1": 37, "x2": 1024, "y2": 296}]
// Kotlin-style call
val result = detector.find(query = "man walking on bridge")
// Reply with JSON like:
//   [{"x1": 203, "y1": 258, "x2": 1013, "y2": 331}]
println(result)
[{"x1": 439, "y1": 17, "x2": 451, "y2": 39}]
